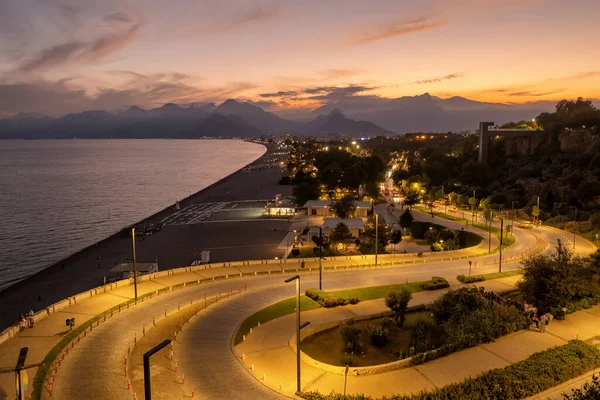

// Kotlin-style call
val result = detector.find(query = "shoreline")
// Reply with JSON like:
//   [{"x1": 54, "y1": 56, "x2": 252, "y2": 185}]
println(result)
[
  {"x1": 0, "y1": 140, "x2": 267, "y2": 293},
  {"x1": 0, "y1": 142, "x2": 289, "y2": 329}
]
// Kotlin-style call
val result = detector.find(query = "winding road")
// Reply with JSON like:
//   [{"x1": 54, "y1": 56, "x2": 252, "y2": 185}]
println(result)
[{"x1": 0, "y1": 211, "x2": 594, "y2": 400}]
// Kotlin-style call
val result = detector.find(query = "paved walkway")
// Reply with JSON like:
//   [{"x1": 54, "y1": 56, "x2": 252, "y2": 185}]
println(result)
[
  {"x1": 0, "y1": 225, "x2": 593, "y2": 399},
  {"x1": 234, "y1": 276, "x2": 600, "y2": 398}
]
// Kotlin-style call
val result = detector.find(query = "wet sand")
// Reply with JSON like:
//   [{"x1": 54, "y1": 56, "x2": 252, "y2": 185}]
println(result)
[{"x1": 0, "y1": 143, "x2": 292, "y2": 330}]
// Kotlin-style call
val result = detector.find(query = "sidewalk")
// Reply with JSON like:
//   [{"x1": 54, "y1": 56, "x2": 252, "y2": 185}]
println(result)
[{"x1": 235, "y1": 276, "x2": 600, "y2": 399}]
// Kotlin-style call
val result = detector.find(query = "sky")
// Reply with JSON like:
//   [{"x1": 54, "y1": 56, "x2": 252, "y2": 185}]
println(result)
[{"x1": 0, "y1": 0, "x2": 599, "y2": 116}]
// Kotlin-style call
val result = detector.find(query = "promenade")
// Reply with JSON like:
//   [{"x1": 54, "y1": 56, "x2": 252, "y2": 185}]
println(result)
[
  {"x1": 234, "y1": 275, "x2": 600, "y2": 398},
  {"x1": 0, "y1": 221, "x2": 594, "y2": 399}
]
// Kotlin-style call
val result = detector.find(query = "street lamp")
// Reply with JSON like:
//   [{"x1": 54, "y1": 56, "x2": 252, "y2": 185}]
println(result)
[
  {"x1": 285, "y1": 275, "x2": 310, "y2": 394},
  {"x1": 143, "y1": 339, "x2": 171, "y2": 400},
  {"x1": 310, "y1": 226, "x2": 324, "y2": 290},
  {"x1": 375, "y1": 212, "x2": 379, "y2": 266},
  {"x1": 488, "y1": 210, "x2": 493, "y2": 254},
  {"x1": 131, "y1": 228, "x2": 139, "y2": 302},
  {"x1": 511, "y1": 201, "x2": 519, "y2": 236},
  {"x1": 569, "y1": 206, "x2": 578, "y2": 250}
]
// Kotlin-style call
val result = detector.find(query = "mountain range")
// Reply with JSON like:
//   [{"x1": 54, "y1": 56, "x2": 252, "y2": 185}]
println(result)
[{"x1": 0, "y1": 94, "x2": 564, "y2": 139}]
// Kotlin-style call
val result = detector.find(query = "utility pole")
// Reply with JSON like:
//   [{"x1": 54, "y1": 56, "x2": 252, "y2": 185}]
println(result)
[
  {"x1": 499, "y1": 219, "x2": 504, "y2": 273},
  {"x1": 318, "y1": 227, "x2": 323, "y2": 290},
  {"x1": 375, "y1": 212, "x2": 379, "y2": 266},
  {"x1": 488, "y1": 210, "x2": 492, "y2": 254},
  {"x1": 131, "y1": 227, "x2": 138, "y2": 302}
]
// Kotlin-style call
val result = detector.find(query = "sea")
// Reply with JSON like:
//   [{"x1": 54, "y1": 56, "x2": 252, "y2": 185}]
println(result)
[{"x1": 0, "y1": 139, "x2": 266, "y2": 292}]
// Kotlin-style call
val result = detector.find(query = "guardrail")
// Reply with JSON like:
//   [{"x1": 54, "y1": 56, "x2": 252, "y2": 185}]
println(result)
[{"x1": 0, "y1": 226, "x2": 543, "y2": 348}]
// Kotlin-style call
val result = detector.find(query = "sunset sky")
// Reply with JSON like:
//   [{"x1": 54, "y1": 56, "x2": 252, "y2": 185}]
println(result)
[{"x1": 1, "y1": 0, "x2": 599, "y2": 116}]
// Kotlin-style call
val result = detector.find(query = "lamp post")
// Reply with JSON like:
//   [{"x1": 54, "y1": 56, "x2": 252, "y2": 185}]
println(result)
[
  {"x1": 143, "y1": 339, "x2": 171, "y2": 400},
  {"x1": 488, "y1": 210, "x2": 493, "y2": 254},
  {"x1": 511, "y1": 201, "x2": 519, "y2": 236},
  {"x1": 318, "y1": 227, "x2": 323, "y2": 290},
  {"x1": 131, "y1": 228, "x2": 138, "y2": 302},
  {"x1": 499, "y1": 218, "x2": 504, "y2": 273},
  {"x1": 375, "y1": 212, "x2": 379, "y2": 266},
  {"x1": 285, "y1": 275, "x2": 310, "y2": 394},
  {"x1": 569, "y1": 206, "x2": 578, "y2": 250}
]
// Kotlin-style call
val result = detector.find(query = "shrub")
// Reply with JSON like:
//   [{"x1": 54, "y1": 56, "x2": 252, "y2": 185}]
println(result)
[
  {"x1": 431, "y1": 288, "x2": 486, "y2": 323},
  {"x1": 420, "y1": 276, "x2": 449, "y2": 291},
  {"x1": 405, "y1": 316, "x2": 443, "y2": 353},
  {"x1": 367, "y1": 324, "x2": 389, "y2": 347},
  {"x1": 305, "y1": 288, "x2": 323, "y2": 301},
  {"x1": 324, "y1": 297, "x2": 339, "y2": 308},
  {"x1": 305, "y1": 288, "x2": 360, "y2": 308},
  {"x1": 384, "y1": 288, "x2": 412, "y2": 326},
  {"x1": 339, "y1": 320, "x2": 363, "y2": 354},
  {"x1": 301, "y1": 341, "x2": 600, "y2": 400},
  {"x1": 457, "y1": 274, "x2": 486, "y2": 283},
  {"x1": 563, "y1": 374, "x2": 600, "y2": 399}
]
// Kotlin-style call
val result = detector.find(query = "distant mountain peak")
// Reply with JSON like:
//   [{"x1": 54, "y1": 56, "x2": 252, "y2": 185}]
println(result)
[
  {"x1": 329, "y1": 108, "x2": 344, "y2": 116},
  {"x1": 161, "y1": 103, "x2": 180, "y2": 109}
]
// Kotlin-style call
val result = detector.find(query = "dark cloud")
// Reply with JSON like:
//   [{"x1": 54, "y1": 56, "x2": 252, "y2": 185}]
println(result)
[
  {"x1": 509, "y1": 89, "x2": 565, "y2": 97},
  {"x1": 259, "y1": 90, "x2": 298, "y2": 98},
  {"x1": 415, "y1": 74, "x2": 462, "y2": 84},
  {"x1": 237, "y1": 2, "x2": 280, "y2": 24},
  {"x1": 15, "y1": 14, "x2": 143, "y2": 72},
  {"x1": 0, "y1": 75, "x2": 256, "y2": 116},
  {"x1": 103, "y1": 12, "x2": 134, "y2": 23},
  {"x1": 18, "y1": 41, "x2": 87, "y2": 73},
  {"x1": 85, "y1": 22, "x2": 142, "y2": 61},
  {"x1": 353, "y1": 17, "x2": 445, "y2": 44}
]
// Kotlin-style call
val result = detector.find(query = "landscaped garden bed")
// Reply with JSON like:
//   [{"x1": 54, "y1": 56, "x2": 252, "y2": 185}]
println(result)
[
  {"x1": 301, "y1": 311, "x2": 433, "y2": 367},
  {"x1": 300, "y1": 340, "x2": 600, "y2": 400},
  {"x1": 300, "y1": 287, "x2": 529, "y2": 369}
]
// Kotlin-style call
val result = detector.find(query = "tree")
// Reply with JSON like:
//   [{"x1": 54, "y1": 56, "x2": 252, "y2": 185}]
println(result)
[
  {"x1": 330, "y1": 195, "x2": 357, "y2": 219},
  {"x1": 330, "y1": 222, "x2": 353, "y2": 246},
  {"x1": 384, "y1": 289, "x2": 412, "y2": 326},
  {"x1": 364, "y1": 181, "x2": 380, "y2": 199},
  {"x1": 518, "y1": 249, "x2": 599, "y2": 314},
  {"x1": 360, "y1": 217, "x2": 390, "y2": 254},
  {"x1": 293, "y1": 180, "x2": 320, "y2": 206},
  {"x1": 390, "y1": 229, "x2": 402, "y2": 250},
  {"x1": 403, "y1": 189, "x2": 420, "y2": 208},
  {"x1": 399, "y1": 209, "x2": 414, "y2": 231}
]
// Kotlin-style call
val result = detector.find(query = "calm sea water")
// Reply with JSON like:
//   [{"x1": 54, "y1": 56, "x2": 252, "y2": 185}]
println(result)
[{"x1": 0, "y1": 139, "x2": 266, "y2": 291}]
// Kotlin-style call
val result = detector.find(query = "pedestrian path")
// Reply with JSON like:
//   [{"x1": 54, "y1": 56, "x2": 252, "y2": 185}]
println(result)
[
  {"x1": 233, "y1": 276, "x2": 600, "y2": 399},
  {"x1": 0, "y1": 224, "x2": 590, "y2": 399}
]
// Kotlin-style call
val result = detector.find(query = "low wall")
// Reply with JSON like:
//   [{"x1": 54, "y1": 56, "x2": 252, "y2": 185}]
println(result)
[{"x1": 0, "y1": 225, "x2": 532, "y2": 347}]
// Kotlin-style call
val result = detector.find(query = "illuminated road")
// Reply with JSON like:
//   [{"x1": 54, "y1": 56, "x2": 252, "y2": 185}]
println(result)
[{"x1": 1, "y1": 220, "x2": 592, "y2": 400}]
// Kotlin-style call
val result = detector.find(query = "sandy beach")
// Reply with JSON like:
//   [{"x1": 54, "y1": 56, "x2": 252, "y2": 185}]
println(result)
[{"x1": 0, "y1": 143, "x2": 292, "y2": 330}]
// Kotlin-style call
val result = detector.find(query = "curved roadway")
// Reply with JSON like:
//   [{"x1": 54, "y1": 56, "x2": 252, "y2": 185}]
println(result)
[{"x1": 42, "y1": 221, "x2": 596, "y2": 399}]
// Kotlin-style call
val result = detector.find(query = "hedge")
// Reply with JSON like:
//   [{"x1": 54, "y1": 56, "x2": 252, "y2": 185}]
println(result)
[
  {"x1": 300, "y1": 340, "x2": 600, "y2": 400},
  {"x1": 420, "y1": 276, "x2": 449, "y2": 290},
  {"x1": 457, "y1": 275, "x2": 485, "y2": 284},
  {"x1": 305, "y1": 288, "x2": 359, "y2": 308}
]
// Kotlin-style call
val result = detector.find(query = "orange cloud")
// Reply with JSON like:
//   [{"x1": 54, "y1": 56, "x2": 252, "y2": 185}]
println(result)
[{"x1": 352, "y1": 17, "x2": 446, "y2": 44}]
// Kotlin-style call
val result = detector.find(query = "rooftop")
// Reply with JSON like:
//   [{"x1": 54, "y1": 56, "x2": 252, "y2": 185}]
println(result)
[
  {"x1": 322, "y1": 218, "x2": 365, "y2": 229},
  {"x1": 303, "y1": 200, "x2": 371, "y2": 208}
]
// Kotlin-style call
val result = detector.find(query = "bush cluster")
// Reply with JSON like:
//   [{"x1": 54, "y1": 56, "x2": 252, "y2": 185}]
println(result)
[
  {"x1": 456, "y1": 274, "x2": 485, "y2": 283},
  {"x1": 420, "y1": 276, "x2": 449, "y2": 290},
  {"x1": 367, "y1": 324, "x2": 389, "y2": 347},
  {"x1": 305, "y1": 288, "x2": 359, "y2": 308},
  {"x1": 301, "y1": 341, "x2": 600, "y2": 400}
]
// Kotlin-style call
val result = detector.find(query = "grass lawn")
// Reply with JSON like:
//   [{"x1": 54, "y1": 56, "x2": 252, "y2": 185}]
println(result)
[
  {"x1": 234, "y1": 295, "x2": 321, "y2": 344},
  {"x1": 234, "y1": 279, "x2": 440, "y2": 345},
  {"x1": 301, "y1": 311, "x2": 432, "y2": 367},
  {"x1": 475, "y1": 270, "x2": 523, "y2": 280},
  {"x1": 326, "y1": 282, "x2": 425, "y2": 302}
]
